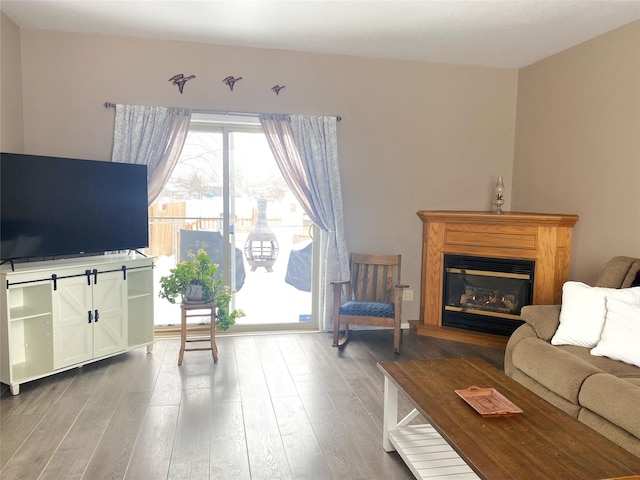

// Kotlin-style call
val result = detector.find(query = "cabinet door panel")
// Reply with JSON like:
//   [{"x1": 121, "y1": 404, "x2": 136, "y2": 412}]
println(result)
[
  {"x1": 52, "y1": 276, "x2": 92, "y2": 369},
  {"x1": 93, "y1": 271, "x2": 127, "y2": 358}
]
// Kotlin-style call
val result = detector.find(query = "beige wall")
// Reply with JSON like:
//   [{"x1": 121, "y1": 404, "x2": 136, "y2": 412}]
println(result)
[
  {"x1": 6, "y1": 24, "x2": 519, "y2": 320},
  {"x1": 4, "y1": 15, "x2": 637, "y2": 313},
  {"x1": 512, "y1": 21, "x2": 640, "y2": 283},
  {"x1": 1, "y1": 12, "x2": 24, "y2": 152}
]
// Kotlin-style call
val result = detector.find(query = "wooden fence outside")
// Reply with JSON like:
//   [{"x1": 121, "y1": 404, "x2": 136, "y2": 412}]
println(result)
[
  {"x1": 148, "y1": 202, "x2": 284, "y2": 259},
  {"x1": 148, "y1": 202, "x2": 188, "y2": 258}
]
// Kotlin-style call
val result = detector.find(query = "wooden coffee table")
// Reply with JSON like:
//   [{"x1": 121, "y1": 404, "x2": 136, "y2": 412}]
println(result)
[{"x1": 378, "y1": 357, "x2": 640, "y2": 480}]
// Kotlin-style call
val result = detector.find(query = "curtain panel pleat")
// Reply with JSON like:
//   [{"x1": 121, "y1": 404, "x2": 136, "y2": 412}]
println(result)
[
  {"x1": 111, "y1": 104, "x2": 192, "y2": 205},
  {"x1": 260, "y1": 113, "x2": 350, "y2": 330}
]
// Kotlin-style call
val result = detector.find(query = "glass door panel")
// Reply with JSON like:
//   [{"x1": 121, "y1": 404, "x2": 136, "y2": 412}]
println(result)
[
  {"x1": 229, "y1": 131, "x2": 314, "y2": 329},
  {"x1": 148, "y1": 128, "x2": 225, "y2": 329}
]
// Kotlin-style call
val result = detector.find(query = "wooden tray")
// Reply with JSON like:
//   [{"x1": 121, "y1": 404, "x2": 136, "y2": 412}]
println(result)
[{"x1": 455, "y1": 386, "x2": 523, "y2": 417}]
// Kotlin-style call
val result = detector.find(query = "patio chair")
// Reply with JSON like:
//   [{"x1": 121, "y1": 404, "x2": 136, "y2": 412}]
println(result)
[{"x1": 179, "y1": 229, "x2": 246, "y2": 291}]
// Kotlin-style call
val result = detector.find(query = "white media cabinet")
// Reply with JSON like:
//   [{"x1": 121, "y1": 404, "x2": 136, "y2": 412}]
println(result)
[{"x1": 0, "y1": 254, "x2": 155, "y2": 395}]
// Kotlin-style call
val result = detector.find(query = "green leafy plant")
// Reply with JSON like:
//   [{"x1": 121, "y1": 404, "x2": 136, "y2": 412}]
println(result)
[{"x1": 159, "y1": 249, "x2": 244, "y2": 331}]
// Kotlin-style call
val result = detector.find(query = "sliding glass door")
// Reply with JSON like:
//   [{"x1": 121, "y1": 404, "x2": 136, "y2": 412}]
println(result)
[{"x1": 148, "y1": 114, "x2": 318, "y2": 332}]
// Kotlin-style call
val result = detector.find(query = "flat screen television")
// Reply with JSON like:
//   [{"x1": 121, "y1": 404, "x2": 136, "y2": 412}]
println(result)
[{"x1": 1, "y1": 152, "x2": 149, "y2": 262}]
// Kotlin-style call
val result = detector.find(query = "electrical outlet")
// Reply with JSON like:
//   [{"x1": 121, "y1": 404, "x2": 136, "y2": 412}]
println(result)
[{"x1": 402, "y1": 289, "x2": 413, "y2": 301}]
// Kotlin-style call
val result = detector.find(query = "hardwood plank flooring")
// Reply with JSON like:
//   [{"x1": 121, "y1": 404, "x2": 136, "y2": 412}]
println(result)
[{"x1": 0, "y1": 329, "x2": 504, "y2": 479}]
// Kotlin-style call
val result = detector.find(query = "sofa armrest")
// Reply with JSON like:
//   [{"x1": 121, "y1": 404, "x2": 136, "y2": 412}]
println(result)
[{"x1": 520, "y1": 305, "x2": 561, "y2": 342}]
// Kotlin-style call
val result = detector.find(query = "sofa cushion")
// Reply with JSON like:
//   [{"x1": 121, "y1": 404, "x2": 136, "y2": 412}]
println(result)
[
  {"x1": 595, "y1": 257, "x2": 640, "y2": 288},
  {"x1": 551, "y1": 282, "x2": 640, "y2": 348},
  {"x1": 579, "y1": 373, "x2": 640, "y2": 439},
  {"x1": 622, "y1": 261, "x2": 640, "y2": 288},
  {"x1": 624, "y1": 377, "x2": 640, "y2": 387},
  {"x1": 578, "y1": 409, "x2": 640, "y2": 458},
  {"x1": 558, "y1": 344, "x2": 640, "y2": 379},
  {"x1": 509, "y1": 368, "x2": 582, "y2": 418},
  {"x1": 511, "y1": 337, "x2": 603, "y2": 404},
  {"x1": 591, "y1": 296, "x2": 640, "y2": 368},
  {"x1": 339, "y1": 301, "x2": 394, "y2": 318}
]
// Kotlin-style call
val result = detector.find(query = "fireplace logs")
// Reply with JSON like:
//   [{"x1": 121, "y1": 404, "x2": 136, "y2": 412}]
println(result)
[{"x1": 459, "y1": 288, "x2": 518, "y2": 314}]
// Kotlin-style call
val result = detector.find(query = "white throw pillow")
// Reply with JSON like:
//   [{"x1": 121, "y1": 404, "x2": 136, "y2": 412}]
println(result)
[
  {"x1": 551, "y1": 282, "x2": 640, "y2": 348},
  {"x1": 591, "y1": 296, "x2": 640, "y2": 368}
]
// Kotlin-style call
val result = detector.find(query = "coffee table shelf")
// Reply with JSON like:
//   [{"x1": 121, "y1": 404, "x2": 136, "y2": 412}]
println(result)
[{"x1": 388, "y1": 423, "x2": 479, "y2": 479}]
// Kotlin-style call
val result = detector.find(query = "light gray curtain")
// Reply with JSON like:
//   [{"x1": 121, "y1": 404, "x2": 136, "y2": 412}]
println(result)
[
  {"x1": 111, "y1": 104, "x2": 192, "y2": 204},
  {"x1": 260, "y1": 113, "x2": 349, "y2": 330}
]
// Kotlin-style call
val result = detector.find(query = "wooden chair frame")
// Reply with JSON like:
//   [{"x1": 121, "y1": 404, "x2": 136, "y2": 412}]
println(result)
[{"x1": 332, "y1": 253, "x2": 408, "y2": 353}]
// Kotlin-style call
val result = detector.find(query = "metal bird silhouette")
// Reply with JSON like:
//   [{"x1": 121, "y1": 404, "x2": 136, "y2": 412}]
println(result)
[
  {"x1": 168, "y1": 73, "x2": 196, "y2": 94},
  {"x1": 222, "y1": 76, "x2": 243, "y2": 91},
  {"x1": 271, "y1": 85, "x2": 286, "y2": 95}
]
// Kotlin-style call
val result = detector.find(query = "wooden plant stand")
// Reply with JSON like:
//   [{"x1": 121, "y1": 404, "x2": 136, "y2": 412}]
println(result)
[{"x1": 178, "y1": 303, "x2": 218, "y2": 365}]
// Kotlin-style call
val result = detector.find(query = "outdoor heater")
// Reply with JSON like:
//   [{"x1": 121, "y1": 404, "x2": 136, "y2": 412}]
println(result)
[{"x1": 244, "y1": 198, "x2": 279, "y2": 272}]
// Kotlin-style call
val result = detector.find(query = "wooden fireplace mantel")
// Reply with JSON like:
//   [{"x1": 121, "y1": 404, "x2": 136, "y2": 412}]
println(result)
[{"x1": 410, "y1": 210, "x2": 579, "y2": 348}]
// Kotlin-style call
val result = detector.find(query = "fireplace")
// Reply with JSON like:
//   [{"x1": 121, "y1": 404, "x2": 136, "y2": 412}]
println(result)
[
  {"x1": 412, "y1": 210, "x2": 578, "y2": 347},
  {"x1": 442, "y1": 255, "x2": 534, "y2": 336}
]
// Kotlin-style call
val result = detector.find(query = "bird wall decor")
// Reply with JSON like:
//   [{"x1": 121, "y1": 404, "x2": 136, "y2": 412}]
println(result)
[
  {"x1": 222, "y1": 76, "x2": 243, "y2": 91},
  {"x1": 168, "y1": 73, "x2": 196, "y2": 94},
  {"x1": 271, "y1": 85, "x2": 286, "y2": 95}
]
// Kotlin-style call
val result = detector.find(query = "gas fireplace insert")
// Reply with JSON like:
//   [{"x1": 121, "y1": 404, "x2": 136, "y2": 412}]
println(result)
[{"x1": 442, "y1": 255, "x2": 534, "y2": 336}]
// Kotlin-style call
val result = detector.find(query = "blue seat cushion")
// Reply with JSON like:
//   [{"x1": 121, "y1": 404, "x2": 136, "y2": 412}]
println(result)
[{"x1": 339, "y1": 301, "x2": 395, "y2": 318}]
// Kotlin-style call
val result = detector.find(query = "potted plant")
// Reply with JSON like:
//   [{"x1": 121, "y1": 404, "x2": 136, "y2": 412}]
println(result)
[{"x1": 159, "y1": 249, "x2": 244, "y2": 331}]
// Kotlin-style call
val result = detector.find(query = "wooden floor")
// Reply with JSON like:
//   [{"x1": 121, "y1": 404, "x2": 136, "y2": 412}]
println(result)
[{"x1": 0, "y1": 329, "x2": 504, "y2": 480}]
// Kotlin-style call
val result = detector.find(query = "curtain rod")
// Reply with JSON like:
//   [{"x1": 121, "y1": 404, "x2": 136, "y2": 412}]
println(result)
[{"x1": 104, "y1": 102, "x2": 341, "y2": 122}]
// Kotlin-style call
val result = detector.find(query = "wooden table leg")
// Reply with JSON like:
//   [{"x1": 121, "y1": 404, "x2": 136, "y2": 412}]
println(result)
[
  {"x1": 210, "y1": 308, "x2": 218, "y2": 363},
  {"x1": 178, "y1": 306, "x2": 186, "y2": 365}
]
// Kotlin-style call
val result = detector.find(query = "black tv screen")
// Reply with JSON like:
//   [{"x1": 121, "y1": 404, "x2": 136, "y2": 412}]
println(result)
[{"x1": 1, "y1": 153, "x2": 149, "y2": 261}]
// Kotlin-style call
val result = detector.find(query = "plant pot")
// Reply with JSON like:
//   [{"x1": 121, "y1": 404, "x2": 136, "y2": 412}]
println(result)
[{"x1": 183, "y1": 283, "x2": 206, "y2": 303}]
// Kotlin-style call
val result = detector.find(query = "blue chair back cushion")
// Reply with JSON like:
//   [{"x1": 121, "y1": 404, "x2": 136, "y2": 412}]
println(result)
[{"x1": 339, "y1": 301, "x2": 395, "y2": 318}]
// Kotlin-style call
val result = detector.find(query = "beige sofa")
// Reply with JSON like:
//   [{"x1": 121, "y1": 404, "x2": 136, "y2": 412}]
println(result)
[{"x1": 504, "y1": 256, "x2": 640, "y2": 457}]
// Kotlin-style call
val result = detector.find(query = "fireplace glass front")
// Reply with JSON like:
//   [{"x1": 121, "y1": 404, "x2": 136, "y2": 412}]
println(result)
[{"x1": 442, "y1": 255, "x2": 534, "y2": 336}]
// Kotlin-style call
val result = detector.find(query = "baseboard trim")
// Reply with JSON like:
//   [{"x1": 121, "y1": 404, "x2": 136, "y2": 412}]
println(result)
[{"x1": 408, "y1": 320, "x2": 508, "y2": 349}]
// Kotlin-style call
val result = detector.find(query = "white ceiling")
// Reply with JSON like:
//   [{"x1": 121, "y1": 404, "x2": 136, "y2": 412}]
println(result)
[{"x1": 2, "y1": 0, "x2": 639, "y2": 68}]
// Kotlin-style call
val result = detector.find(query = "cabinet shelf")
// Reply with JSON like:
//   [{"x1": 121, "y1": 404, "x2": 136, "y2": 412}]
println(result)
[
  {"x1": 9, "y1": 305, "x2": 52, "y2": 322},
  {"x1": 128, "y1": 289, "x2": 152, "y2": 300},
  {"x1": 11, "y1": 360, "x2": 52, "y2": 382}
]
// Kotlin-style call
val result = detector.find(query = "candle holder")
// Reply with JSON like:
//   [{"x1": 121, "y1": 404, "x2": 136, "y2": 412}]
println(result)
[{"x1": 493, "y1": 176, "x2": 505, "y2": 214}]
